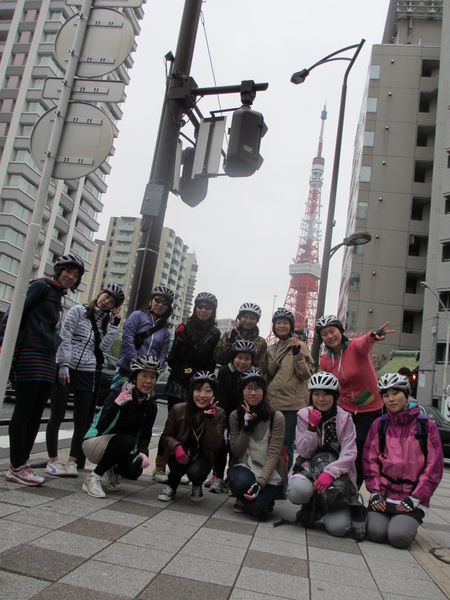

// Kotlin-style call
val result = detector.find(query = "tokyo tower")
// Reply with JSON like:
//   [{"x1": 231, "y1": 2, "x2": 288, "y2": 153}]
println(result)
[{"x1": 282, "y1": 105, "x2": 327, "y2": 345}]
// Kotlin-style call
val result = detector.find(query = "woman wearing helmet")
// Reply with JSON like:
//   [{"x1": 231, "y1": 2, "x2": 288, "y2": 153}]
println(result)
[
  {"x1": 228, "y1": 367, "x2": 287, "y2": 520},
  {"x1": 205, "y1": 339, "x2": 256, "y2": 493},
  {"x1": 113, "y1": 284, "x2": 173, "y2": 390},
  {"x1": 157, "y1": 371, "x2": 225, "y2": 503},
  {"x1": 317, "y1": 314, "x2": 395, "y2": 488},
  {"x1": 214, "y1": 302, "x2": 267, "y2": 374},
  {"x1": 45, "y1": 283, "x2": 124, "y2": 477},
  {"x1": 3, "y1": 254, "x2": 85, "y2": 487},
  {"x1": 266, "y1": 308, "x2": 315, "y2": 470},
  {"x1": 363, "y1": 373, "x2": 443, "y2": 548},
  {"x1": 153, "y1": 292, "x2": 220, "y2": 483},
  {"x1": 81, "y1": 355, "x2": 161, "y2": 498},
  {"x1": 287, "y1": 373, "x2": 364, "y2": 539}
]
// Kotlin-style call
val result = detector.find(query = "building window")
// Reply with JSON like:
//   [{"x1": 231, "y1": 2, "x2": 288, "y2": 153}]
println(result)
[
  {"x1": 421, "y1": 59, "x2": 439, "y2": 77},
  {"x1": 436, "y1": 343, "x2": 448, "y2": 363},
  {"x1": 0, "y1": 227, "x2": 24, "y2": 247},
  {"x1": 408, "y1": 235, "x2": 427, "y2": 257},
  {"x1": 370, "y1": 65, "x2": 380, "y2": 79},
  {"x1": 402, "y1": 310, "x2": 421, "y2": 334},
  {"x1": 356, "y1": 202, "x2": 368, "y2": 219},
  {"x1": 419, "y1": 92, "x2": 431, "y2": 113},
  {"x1": 346, "y1": 311, "x2": 357, "y2": 330},
  {"x1": 359, "y1": 166, "x2": 371, "y2": 183},
  {"x1": 349, "y1": 274, "x2": 360, "y2": 291},
  {"x1": 363, "y1": 131, "x2": 374, "y2": 147},
  {"x1": 414, "y1": 164, "x2": 426, "y2": 183},
  {"x1": 0, "y1": 283, "x2": 13, "y2": 301},
  {"x1": 366, "y1": 98, "x2": 377, "y2": 113},
  {"x1": 442, "y1": 242, "x2": 450, "y2": 262},
  {"x1": 411, "y1": 197, "x2": 424, "y2": 221},
  {"x1": 405, "y1": 273, "x2": 422, "y2": 294},
  {"x1": 0, "y1": 254, "x2": 19, "y2": 274},
  {"x1": 438, "y1": 291, "x2": 450, "y2": 310}
]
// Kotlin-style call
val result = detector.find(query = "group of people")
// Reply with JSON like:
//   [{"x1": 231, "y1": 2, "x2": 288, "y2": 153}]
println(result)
[{"x1": 0, "y1": 254, "x2": 444, "y2": 550}]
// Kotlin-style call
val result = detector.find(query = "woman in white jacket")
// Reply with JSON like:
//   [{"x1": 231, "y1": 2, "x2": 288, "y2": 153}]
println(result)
[{"x1": 45, "y1": 283, "x2": 124, "y2": 477}]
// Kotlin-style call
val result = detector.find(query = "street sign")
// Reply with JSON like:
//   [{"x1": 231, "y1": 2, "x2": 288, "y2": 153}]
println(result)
[
  {"x1": 42, "y1": 78, "x2": 126, "y2": 102},
  {"x1": 55, "y1": 8, "x2": 134, "y2": 78},
  {"x1": 30, "y1": 102, "x2": 114, "y2": 180},
  {"x1": 66, "y1": 0, "x2": 144, "y2": 6},
  {"x1": 192, "y1": 117, "x2": 226, "y2": 177}
]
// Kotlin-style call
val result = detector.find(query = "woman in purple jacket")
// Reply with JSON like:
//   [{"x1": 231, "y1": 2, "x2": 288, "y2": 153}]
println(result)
[
  {"x1": 287, "y1": 372, "x2": 359, "y2": 538},
  {"x1": 363, "y1": 373, "x2": 443, "y2": 548},
  {"x1": 112, "y1": 285, "x2": 173, "y2": 391}
]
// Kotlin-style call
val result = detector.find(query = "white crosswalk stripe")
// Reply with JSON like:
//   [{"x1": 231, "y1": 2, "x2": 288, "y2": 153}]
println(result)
[{"x1": 0, "y1": 428, "x2": 74, "y2": 449}]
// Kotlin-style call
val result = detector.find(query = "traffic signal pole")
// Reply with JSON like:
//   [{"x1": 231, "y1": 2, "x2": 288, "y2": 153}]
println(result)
[{"x1": 127, "y1": 0, "x2": 203, "y2": 314}]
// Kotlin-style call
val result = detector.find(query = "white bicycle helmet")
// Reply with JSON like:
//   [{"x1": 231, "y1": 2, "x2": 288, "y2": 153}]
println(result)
[
  {"x1": 195, "y1": 292, "x2": 218, "y2": 309},
  {"x1": 240, "y1": 366, "x2": 266, "y2": 388},
  {"x1": 308, "y1": 372, "x2": 340, "y2": 393},
  {"x1": 238, "y1": 302, "x2": 262, "y2": 320},
  {"x1": 378, "y1": 373, "x2": 411, "y2": 394},
  {"x1": 232, "y1": 339, "x2": 256, "y2": 356},
  {"x1": 272, "y1": 307, "x2": 295, "y2": 325},
  {"x1": 315, "y1": 314, "x2": 343, "y2": 333}
]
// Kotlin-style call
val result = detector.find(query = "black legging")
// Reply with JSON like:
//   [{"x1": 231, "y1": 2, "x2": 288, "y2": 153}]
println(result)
[
  {"x1": 9, "y1": 381, "x2": 52, "y2": 468},
  {"x1": 167, "y1": 452, "x2": 211, "y2": 489},
  {"x1": 46, "y1": 381, "x2": 94, "y2": 464},
  {"x1": 352, "y1": 409, "x2": 382, "y2": 488},
  {"x1": 156, "y1": 395, "x2": 185, "y2": 459},
  {"x1": 94, "y1": 434, "x2": 143, "y2": 479}
]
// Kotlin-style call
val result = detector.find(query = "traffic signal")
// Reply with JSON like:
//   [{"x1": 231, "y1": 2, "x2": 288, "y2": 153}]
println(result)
[
  {"x1": 179, "y1": 146, "x2": 208, "y2": 207},
  {"x1": 224, "y1": 105, "x2": 267, "y2": 177}
]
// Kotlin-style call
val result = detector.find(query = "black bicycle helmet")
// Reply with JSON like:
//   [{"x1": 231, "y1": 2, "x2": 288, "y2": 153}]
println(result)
[
  {"x1": 232, "y1": 339, "x2": 256, "y2": 356},
  {"x1": 151, "y1": 284, "x2": 174, "y2": 303},
  {"x1": 195, "y1": 292, "x2": 218, "y2": 309},
  {"x1": 54, "y1": 253, "x2": 85, "y2": 275},
  {"x1": 102, "y1": 283, "x2": 125, "y2": 307}
]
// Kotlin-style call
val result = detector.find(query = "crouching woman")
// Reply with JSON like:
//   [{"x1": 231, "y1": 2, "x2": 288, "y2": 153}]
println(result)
[
  {"x1": 363, "y1": 373, "x2": 443, "y2": 549},
  {"x1": 81, "y1": 355, "x2": 160, "y2": 498},
  {"x1": 229, "y1": 367, "x2": 287, "y2": 520},
  {"x1": 287, "y1": 372, "x2": 362, "y2": 538},
  {"x1": 158, "y1": 371, "x2": 225, "y2": 503}
]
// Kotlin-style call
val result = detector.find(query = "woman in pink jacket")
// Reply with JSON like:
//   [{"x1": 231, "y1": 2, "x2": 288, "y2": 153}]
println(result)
[
  {"x1": 363, "y1": 373, "x2": 444, "y2": 548},
  {"x1": 316, "y1": 315, "x2": 394, "y2": 487},
  {"x1": 287, "y1": 372, "x2": 361, "y2": 538}
]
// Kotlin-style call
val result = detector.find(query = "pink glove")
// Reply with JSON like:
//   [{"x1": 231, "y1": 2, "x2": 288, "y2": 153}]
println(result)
[
  {"x1": 138, "y1": 452, "x2": 149, "y2": 469},
  {"x1": 308, "y1": 408, "x2": 322, "y2": 428},
  {"x1": 114, "y1": 382, "x2": 133, "y2": 406},
  {"x1": 314, "y1": 471, "x2": 334, "y2": 493},
  {"x1": 174, "y1": 444, "x2": 189, "y2": 464}
]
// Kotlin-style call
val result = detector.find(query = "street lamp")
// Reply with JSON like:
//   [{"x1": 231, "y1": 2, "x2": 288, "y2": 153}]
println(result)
[
  {"x1": 420, "y1": 281, "x2": 449, "y2": 416},
  {"x1": 329, "y1": 231, "x2": 372, "y2": 259},
  {"x1": 291, "y1": 39, "x2": 365, "y2": 366}
]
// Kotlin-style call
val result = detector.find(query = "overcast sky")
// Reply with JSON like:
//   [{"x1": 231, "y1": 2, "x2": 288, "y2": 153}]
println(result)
[{"x1": 98, "y1": 0, "x2": 392, "y2": 336}]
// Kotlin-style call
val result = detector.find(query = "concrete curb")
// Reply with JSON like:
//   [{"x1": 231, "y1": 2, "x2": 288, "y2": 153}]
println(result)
[{"x1": 412, "y1": 526, "x2": 450, "y2": 598}]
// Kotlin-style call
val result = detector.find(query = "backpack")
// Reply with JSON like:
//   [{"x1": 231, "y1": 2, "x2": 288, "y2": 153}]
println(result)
[{"x1": 378, "y1": 412, "x2": 428, "y2": 460}]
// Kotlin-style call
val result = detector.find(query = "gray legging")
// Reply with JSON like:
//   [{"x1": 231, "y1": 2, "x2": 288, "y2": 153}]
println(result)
[
  {"x1": 287, "y1": 476, "x2": 352, "y2": 537},
  {"x1": 366, "y1": 510, "x2": 421, "y2": 549}
]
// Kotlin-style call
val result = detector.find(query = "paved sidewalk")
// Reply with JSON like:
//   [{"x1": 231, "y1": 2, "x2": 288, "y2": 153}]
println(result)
[{"x1": 0, "y1": 449, "x2": 448, "y2": 600}]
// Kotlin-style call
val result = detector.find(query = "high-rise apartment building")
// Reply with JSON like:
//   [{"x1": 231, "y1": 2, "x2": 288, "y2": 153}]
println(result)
[
  {"x1": 86, "y1": 218, "x2": 197, "y2": 330},
  {"x1": 0, "y1": 1, "x2": 144, "y2": 314},
  {"x1": 339, "y1": 0, "x2": 449, "y2": 404}
]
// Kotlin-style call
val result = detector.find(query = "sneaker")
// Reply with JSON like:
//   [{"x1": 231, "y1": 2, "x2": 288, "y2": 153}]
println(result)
[
  {"x1": 45, "y1": 461, "x2": 69, "y2": 477},
  {"x1": 103, "y1": 468, "x2": 121, "y2": 491},
  {"x1": 209, "y1": 477, "x2": 224, "y2": 494},
  {"x1": 158, "y1": 485, "x2": 175, "y2": 502},
  {"x1": 204, "y1": 473, "x2": 217, "y2": 489},
  {"x1": 82, "y1": 472, "x2": 105, "y2": 498},
  {"x1": 65, "y1": 462, "x2": 78, "y2": 477},
  {"x1": 190, "y1": 484, "x2": 203, "y2": 503},
  {"x1": 152, "y1": 467, "x2": 168, "y2": 483},
  {"x1": 5, "y1": 464, "x2": 45, "y2": 486},
  {"x1": 180, "y1": 474, "x2": 190, "y2": 485},
  {"x1": 233, "y1": 498, "x2": 245, "y2": 513}
]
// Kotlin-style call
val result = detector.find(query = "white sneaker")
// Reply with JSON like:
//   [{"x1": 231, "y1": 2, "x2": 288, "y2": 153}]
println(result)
[
  {"x1": 180, "y1": 474, "x2": 190, "y2": 485},
  {"x1": 103, "y1": 468, "x2": 121, "y2": 491},
  {"x1": 82, "y1": 472, "x2": 105, "y2": 498},
  {"x1": 65, "y1": 462, "x2": 78, "y2": 477},
  {"x1": 45, "y1": 461, "x2": 69, "y2": 477},
  {"x1": 158, "y1": 485, "x2": 175, "y2": 502},
  {"x1": 209, "y1": 478, "x2": 224, "y2": 494},
  {"x1": 152, "y1": 467, "x2": 168, "y2": 483},
  {"x1": 5, "y1": 465, "x2": 45, "y2": 486}
]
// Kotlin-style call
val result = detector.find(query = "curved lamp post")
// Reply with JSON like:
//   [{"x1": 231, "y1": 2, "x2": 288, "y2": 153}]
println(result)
[
  {"x1": 420, "y1": 281, "x2": 449, "y2": 416},
  {"x1": 329, "y1": 231, "x2": 372, "y2": 259},
  {"x1": 291, "y1": 39, "x2": 365, "y2": 366}
]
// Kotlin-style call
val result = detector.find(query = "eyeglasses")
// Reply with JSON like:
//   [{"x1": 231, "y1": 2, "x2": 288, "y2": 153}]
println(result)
[
  {"x1": 197, "y1": 303, "x2": 213, "y2": 311},
  {"x1": 153, "y1": 296, "x2": 169, "y2": 306}
]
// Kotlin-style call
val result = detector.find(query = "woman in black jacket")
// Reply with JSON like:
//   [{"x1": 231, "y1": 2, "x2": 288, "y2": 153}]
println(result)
[
  {"x1": 2, "y1": 254, "x2": 84, "y2": 487},
  {"x1": 81, "y1": 355, "x2": 160, "y2": 498},
  {"x1": 153, "y1": 292, "x2": 220, "y2": 482}
]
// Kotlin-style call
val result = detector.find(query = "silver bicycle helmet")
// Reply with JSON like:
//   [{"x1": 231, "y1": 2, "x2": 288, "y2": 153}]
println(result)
[
  {"x1": 151, "y1": 284, "x2": 174, "y2": 303},
  {"x1": 54, "y1": 253, "x2": 85, "y2": 275},
  {"x1": 238, "y1": 302, "x2": 262, "y2": 320},
  {"x1": 130, "y1": 355, "x2": 161, "y2": 374},
  {"x1": 378, "y1": 373, "x2": 411, "y2": 394},
  {"x1": 195, "y1": 292, "x2": 218, "y2": 309},
  {"x1": 240, "y1": 366, "x2": 266, "y2": 388},
  {"x1": 308, "y1": 372, "x2": 340, "y2": 393},
  {"x1": 315, "y1": 314, "x2": 344, "y2": 333},
  {"x1": 102, "y1": 283, "x2": 125, "y2": 307},
  {"x1": 191, "y1": 370, "x2": 217, "y2": 385},
  {"x1": 232, "y1": 339, "x2": 256, "y2": 356},
  {"x1": 272, "y1": 307, "x2": 295, "y2": 324}
]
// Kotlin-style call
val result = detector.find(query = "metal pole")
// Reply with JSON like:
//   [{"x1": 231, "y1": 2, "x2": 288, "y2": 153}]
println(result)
[
  {"x1": 430, "y1": 313, "x2": 439, "y2": 406},
  {"x1": 127, "y1": 0, "x2": 203, "y2": 314},
  {"x1": 0, "y1": 0, "x2": 92, "y2": 410},
  {"x1": 311, "y1": 39, "x2": 365, "y2": 366}
]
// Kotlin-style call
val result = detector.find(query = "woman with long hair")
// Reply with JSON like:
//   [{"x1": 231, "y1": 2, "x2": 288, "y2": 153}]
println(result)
[
  {"x1": 157, "y1": 371, "x2": 225, "y2": 503},
  {"x1": 45, "y1": 283, "x2": 124, "y2": 477},
  {"x1": 2, "y1": 254, "x2": 84, "y2": 486}
]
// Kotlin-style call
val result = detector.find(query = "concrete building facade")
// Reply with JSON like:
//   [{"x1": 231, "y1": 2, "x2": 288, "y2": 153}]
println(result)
[
  {"x1": 339, "y1": 0, "x2": 449, "y2": 405},
  {"x1": 0, "y1": 0, "x2": 144, "y2": 312}
]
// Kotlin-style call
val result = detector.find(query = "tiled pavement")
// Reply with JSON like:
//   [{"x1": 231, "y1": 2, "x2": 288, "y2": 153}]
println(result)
[{"x1": 0, "y1": 451, "x2": 449, "y2": 600}]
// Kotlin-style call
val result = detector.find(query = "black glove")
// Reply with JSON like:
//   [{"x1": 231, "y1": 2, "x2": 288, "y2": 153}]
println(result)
[
  {"x1": 369, "y1": 491, "x2": 384, "y2": 509},
  {"x1": 399, "y1": 496, "x2": 419, "y2": 511}
]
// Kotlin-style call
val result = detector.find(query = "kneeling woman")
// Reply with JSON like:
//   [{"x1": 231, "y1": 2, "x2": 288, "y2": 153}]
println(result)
[
  {"x1": 363, "y1": 373, "x2": 443, "y2": 549},
  {"x1": 287, "y1": 372, "x2": 359, "y2": 538},
  {"x1": 229, "y1": 367, "x2": 287, "y2": 520},
  {"x1": 158, "y1": 371, "x2": 225, "y2": 503},
  {"x1": 81, "y1": 355, "x2": 160, "y2": 498}
]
